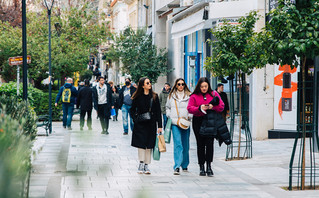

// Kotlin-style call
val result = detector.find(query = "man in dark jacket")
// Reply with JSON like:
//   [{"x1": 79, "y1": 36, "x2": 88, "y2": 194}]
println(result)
[
  {"x1": 119, "y1": 78, "x2": 136, "y2": 135},
  {"x1": 93, "y1": 76, "x2": 113, "y2": 134},
  {"x1": 159, "y1": 83, "x2": 170, "y2": 129},
  {"x1": 216, "y1": 83, "x2": 230, "y2": 121},
  {"x1": 77, "y1": 79, "x2": 93, "y2": 131},
  {"x1": 55, "y1": 78, "x2": 78, "y2": 130}
]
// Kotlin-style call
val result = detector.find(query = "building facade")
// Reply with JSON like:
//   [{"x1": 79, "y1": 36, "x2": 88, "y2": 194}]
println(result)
[{"x1": 153, "y1": 0, "x2": 276, "y2": 140}]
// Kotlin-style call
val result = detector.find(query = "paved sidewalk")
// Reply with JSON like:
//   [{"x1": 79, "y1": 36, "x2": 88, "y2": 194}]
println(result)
[{"x1": 29, "y1": 112, "x2": 319, "y2": 198}]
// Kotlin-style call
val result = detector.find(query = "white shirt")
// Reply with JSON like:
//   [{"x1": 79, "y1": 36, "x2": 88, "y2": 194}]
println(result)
[{"x1": 97, "y1": 84, "x2": 107, "y2": 105}]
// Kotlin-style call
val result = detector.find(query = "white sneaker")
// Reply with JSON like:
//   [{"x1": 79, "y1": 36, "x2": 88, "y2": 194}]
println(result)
[
  {"x1": 143, "y1": 164, "x2": 151, "y2": 174},
  {"x1": 137, "y1": 163, "x2": 144, "y2": 174}
]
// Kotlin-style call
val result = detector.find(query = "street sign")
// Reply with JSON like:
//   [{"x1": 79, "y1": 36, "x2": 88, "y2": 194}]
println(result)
[{"x1": 8, "y1": 55, "x2": 31, "y2": 65}]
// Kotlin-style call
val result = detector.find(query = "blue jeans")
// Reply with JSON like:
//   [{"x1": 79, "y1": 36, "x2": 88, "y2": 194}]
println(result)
[
  {"x1": 172, "y1": 125, "x2": 190, "y2": 170},
  {"x1": 163, "y1": 114, "x2": 168, "y2": 129},
  {"x1": 62, "y1": 103, "x2": 74, "y2": 127},
  {"x1": 122, "y1": 104, "x2": 134, "y2": 133}
]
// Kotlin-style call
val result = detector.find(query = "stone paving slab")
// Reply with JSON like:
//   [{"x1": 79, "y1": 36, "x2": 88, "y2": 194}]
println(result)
[{"x1": 29, "y1": 111, "x2": 319, "y2": 198}]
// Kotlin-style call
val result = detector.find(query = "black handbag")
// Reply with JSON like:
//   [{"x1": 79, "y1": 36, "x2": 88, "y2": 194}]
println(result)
[{"x1": 136, "y1": 98, "x2": 153, "y2": 122}]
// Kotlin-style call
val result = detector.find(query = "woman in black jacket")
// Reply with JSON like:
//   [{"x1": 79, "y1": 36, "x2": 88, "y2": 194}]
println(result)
[
  {"x1": 130, "y1": 77, "x2": 162, "y2": 174},
  {"x1": 112, "y1": 86, "x2": 120, "y2": 121}
]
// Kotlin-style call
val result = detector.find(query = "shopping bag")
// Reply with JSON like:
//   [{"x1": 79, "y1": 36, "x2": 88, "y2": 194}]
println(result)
[
  {"x1": 158, "y1": 134, "x2": 166, "y2": 152},
  {"x1": 110, "y1": 108, "x2": 116, "y2": 116},
  {"x1": 164, "y1": 118, "x2": 172, "y2": 143},
  {"x1": 153, "y1": 136, "x2": 161, "y2": 161}
]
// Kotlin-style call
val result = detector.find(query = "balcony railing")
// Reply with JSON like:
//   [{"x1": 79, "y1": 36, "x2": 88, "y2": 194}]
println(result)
[{"x1": 194, "y1": 0, "x2": 239, "y2": 4}]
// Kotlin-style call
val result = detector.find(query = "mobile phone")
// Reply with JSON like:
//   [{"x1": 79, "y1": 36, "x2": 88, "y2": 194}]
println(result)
[{"x1": 205, "y1": 104, "x2": 209, "y2": 106}]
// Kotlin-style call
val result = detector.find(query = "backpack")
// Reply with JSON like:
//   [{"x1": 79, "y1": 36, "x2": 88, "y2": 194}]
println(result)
[{"x1": 62, "y1": 87, "x2": 71, "y2": 103}]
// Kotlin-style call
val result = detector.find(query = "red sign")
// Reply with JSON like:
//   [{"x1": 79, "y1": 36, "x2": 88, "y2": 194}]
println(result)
[{"x1": 8, "y1": 55, "x2": 31, "y2": 66}]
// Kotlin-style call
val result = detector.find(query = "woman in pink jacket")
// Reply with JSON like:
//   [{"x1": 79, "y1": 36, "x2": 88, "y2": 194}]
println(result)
[{"x1": 187, "y1": 77, "x2": 224, "y2": 177}]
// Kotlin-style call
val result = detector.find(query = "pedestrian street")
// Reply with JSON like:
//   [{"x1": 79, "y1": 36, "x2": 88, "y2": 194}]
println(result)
[{"x1": 29, "y1": 111, "x2": 319, "y2": 198}]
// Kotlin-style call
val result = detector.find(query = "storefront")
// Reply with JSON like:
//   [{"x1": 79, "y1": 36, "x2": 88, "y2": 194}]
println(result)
[
  {"x1": 184, "y1": 31, "x2": 204, "y2": 91},
  {"x1": 269, "y1": 57, "x2": 319, "y2": 140}
]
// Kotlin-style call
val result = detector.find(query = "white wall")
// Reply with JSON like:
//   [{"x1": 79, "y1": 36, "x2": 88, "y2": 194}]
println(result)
[{"x1": 113, "y1": 2, "x2": 128, "y2": 33}]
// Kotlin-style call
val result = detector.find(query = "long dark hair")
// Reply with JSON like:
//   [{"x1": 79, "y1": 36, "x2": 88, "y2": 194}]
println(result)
[
  {"x1": 192, "y1": 77, "x2": 213, "y2": 97},
  {"x1": 169, "y1": 78, "x2": 191, "y2": 99},
  {"x1": 131, "y1": 77, "x2": 157, "y2": 100}
]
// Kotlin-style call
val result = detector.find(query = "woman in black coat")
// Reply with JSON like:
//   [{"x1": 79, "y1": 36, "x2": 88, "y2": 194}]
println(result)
[
  {"x1": 130, "y1": 77, "x2": 162, "y2": 175},
  {"x1": 112, "y1": 86, "x2": 120, "y2": 121}
]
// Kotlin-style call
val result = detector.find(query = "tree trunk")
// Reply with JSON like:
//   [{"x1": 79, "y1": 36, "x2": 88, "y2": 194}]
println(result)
[{"x1": 237, "y1": 71, "x2": 243, "y2": 159}]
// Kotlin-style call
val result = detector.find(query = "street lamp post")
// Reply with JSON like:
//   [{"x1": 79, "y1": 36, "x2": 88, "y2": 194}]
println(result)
[
  {"x1": 22, "y1": 0, "x2": 27, "y2": 101},
  {"x1": 44, "y1": 0, "x2": 55, "y2": 134}
]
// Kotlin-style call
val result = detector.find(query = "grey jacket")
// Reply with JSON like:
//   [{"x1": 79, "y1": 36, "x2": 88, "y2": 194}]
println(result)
[{"x1": 159, "y1": 89, "x2": 170, "y2": 114}]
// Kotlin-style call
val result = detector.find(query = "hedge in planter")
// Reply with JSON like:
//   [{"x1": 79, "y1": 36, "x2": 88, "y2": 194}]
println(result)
[
  {"x1": 0, "y1": 112, "x2": 32, "y2": 198},
  {"x1": 0, "y1": 96, "x2": 37, "y2": 140},
  {"x1": 0, "y1": 82, "x2": 62, "y2": 121}
]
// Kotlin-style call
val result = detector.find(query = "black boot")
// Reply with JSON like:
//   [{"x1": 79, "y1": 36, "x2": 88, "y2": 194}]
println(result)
[
  {"x1": 206, "y1": 163, "x2": 214, "y2": 177},
  {"x1": 199, "y1": 164, "x2": 206, "y2": 176}
]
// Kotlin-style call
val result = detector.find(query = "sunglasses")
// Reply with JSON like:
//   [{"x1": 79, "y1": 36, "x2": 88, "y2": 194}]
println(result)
[
  {"x1": 177, "y1": 83, "x2": 185, "y2": 86},
  {"x1": 145, "y1": 82, "x2": 151, "y2": 85}
]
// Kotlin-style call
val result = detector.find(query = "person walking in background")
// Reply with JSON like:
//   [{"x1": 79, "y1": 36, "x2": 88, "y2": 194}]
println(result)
[
  {"x1": 119, "y1": 78, "x2": 136, "y2": 135},
  {"x1": 130, "y1": 77, "x2": 162, "y2": 175},
  {"x1": 166, "y1": 78, "x2": 192, "y2": 175},
  {"x1": 78, "y1": 81, "x2": 85, "y2": 92},
  {"x1": 93, "y1": 76, "x2": 113, "y2": 134},
  {"x1": 55, "y1": 78, "x2": 78, "y2": 130},
  {"x1": 159, "y1": 82, "x2": 171, "y2": 129},
  {"x1": 108, "y1": 81, "x2": 114, "y2": 89},
  {"x1": 77, "y1": 79, "x2": 93, "y2": 131},
  {"x1": 187, "y1": 77, "x2": 224, "y2": 177},
  {"x1": 112, "y1": 86, "x2": 120, "y2": 121},
  {"x1": 216, "y1": 83, "x2": 229, "y2": 121}
]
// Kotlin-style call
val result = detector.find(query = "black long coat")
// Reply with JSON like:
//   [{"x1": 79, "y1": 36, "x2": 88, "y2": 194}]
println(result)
[
  {"x1": 130, "y1": 93, "x2": 162, "y2": 149},
  {"x1": 76, "y1": 86, "x2": 93, "y2": 111},
  {"x1": 200, "y1": 96, "x2": 231, "y2": 146}
]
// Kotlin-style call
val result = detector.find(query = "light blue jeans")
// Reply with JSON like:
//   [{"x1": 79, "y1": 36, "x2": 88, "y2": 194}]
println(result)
[
  {"x1": 122, "y1": 104, "x2": 134, "y2": 133},
  {"x1": 172, "y1": 124, "x2": 190, "y2": 170}
]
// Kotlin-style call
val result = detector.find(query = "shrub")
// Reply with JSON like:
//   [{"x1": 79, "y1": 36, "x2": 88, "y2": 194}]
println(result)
[
  {"x1": 0, "y1": 96, "x2": 37, "y2": 140},
  {"x1": 36, "y1": 92, "x2": 63, "y2": 121},
  {"x1": 0, "y1": 82, "x2": 62, "y2": 121},
  {"x1": 0, "y1": 111, "x2": 32, "y2": 198}
]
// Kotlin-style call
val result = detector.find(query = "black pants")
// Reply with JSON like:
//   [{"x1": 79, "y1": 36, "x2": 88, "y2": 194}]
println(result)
[
  {"x1": 97, "y1": 104, "x2": 110, "y2": 132},
  {"x1": 113, "y1": 108, "x2": 119, "y2": 121},
  {"x1": 193, "y1": 116, "x2": 214, "y2": 165},
  {"x1": 80, "y1": 109, "x2": 92, "y2": 128}
]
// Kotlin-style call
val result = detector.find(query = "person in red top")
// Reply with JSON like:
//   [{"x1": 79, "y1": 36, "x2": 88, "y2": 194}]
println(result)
[{"x1": 187, "y1": 77, "x2": 224, "y2": 177}]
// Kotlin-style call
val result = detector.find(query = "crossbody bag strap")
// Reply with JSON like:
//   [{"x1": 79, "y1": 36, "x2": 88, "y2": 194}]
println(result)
[
  {"x1": 149, "y1": 98, "x2": 153, "y2": 112},
  {"x1": 174, "y1": 99, "x2": 180, "y2": 118}
]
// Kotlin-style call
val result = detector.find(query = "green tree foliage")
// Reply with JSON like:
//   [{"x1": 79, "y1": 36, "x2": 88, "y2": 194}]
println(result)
[
  {"x1": 205, "y1": 11, "x2": 268, "y2": 77},
  {"x1": 266, "y1": 0, "x2": 319, "y2": 190},
  {"x1": 107, "y1": 27, "x2": 170, "y2": 83},
  {"x1": 0, "y1": 21, "x2": 22, "y2": 82},
  {"x1": 80, "y1": 69, "x2": 93, "y2": 81},
  {"x1": 0, "y1": 1, "x2": 110, "y2": 87},
  {"x1": 266, "y1": 0, "x2": 319, "y2": 67}
]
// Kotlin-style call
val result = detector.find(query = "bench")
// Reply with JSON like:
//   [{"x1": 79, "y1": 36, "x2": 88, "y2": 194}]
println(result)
[{"x1": 36, "y1": 115, "x2": 50, "y2": 136}]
